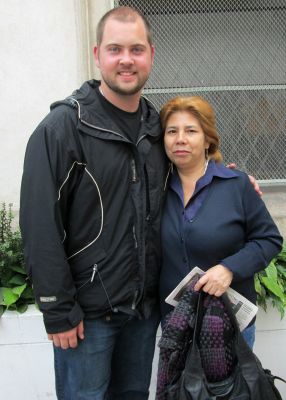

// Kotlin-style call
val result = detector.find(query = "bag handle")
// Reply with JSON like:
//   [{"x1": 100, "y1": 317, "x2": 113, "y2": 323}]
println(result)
[{"x1": 183, "y1": 291, "x2": 209, "y2": 383}]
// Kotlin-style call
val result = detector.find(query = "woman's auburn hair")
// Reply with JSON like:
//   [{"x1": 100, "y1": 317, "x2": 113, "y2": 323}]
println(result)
[{"x1": 160, "y1": 96, "x2": 223, "y2": 163}]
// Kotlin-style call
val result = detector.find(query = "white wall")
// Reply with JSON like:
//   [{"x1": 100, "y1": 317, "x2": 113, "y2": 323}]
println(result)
[{"x1": 0, "y1": 0, "x2": 91, "y2": 209}]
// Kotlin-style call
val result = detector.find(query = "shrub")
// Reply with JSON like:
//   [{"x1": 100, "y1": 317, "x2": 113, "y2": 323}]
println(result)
[{"x1": 0, "y1": 203, "x2": 34, "y2": 316}]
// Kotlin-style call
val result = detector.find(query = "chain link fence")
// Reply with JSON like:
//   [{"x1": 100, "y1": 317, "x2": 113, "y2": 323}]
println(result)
[{"x1": 115, "y1": 0, "x2": 286, "y2": 180}]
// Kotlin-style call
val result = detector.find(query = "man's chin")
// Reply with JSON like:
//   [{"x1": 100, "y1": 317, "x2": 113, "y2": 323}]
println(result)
[
  {"x1": 115, "y1": 84, "x2": 144, "y2": 96},
  {"x1": 103, "y1": 78, "x2": 146, "y2": 96}
]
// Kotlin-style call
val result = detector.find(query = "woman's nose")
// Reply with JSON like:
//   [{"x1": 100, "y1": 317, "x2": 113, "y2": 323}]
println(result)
[{"x1": 176, "y1": 131, "x2": 187, "y2": 143}]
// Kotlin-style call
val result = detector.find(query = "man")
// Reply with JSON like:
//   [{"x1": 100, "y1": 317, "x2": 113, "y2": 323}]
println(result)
[{"x1": 20, "y1": 6, "x2": 167, "y2": 400}]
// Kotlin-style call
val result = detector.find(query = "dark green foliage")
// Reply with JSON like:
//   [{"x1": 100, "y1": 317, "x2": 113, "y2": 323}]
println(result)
[
  {"x1": 255, "y1": 243, "x2": 286, "y2": 318},
  {"x1": 0, "y1": 203, "x2": 34, "y2": 316}
]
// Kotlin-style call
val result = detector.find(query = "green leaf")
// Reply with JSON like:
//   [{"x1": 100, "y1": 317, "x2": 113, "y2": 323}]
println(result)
[
  {"x1": 10, "y1": 265, "x2": 27, "y2": 275},
  {"x1": 261, "y1": 277, "x2": 285, "y2": 302},
  {"x1": 16, "y1": 303, "x2": 28, "y2": 314},
  {"x1": 271, "y1": 297, "x2": 285, "y2": 319},
  {"x1": 254, "y1": 274, "x2": 262, "y2": 295},
  {"x1": 11, "y1": 283, "x2": 27, "y2": 297},
  {"x1": 265, "y1": 261, "x2": 278, "y2": 280},
  {"x1": 8, "y1": 275, "x2": 26, "y2": 286},
  {"x1": 0, "y1": 305, "x2": 5, "y2": 317},
  {"x1": 277, "y1": 265, "x2": 286, "y2": 278},
  {"x1": 21, "y1": 285, "x2": 34, "y2": 298},
  {"x1": 2, "y1": 287, "x2": 19, "y2": 306}
]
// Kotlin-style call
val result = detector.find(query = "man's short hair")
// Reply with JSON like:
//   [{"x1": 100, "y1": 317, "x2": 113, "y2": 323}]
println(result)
[{"x1": 96, "y1": 6, "x2": 153, "y2": 47}]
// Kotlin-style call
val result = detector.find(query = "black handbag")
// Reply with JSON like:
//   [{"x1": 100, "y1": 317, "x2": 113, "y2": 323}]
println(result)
[{"x1": 166, "y1": 292, "x2": 285, "y2": 400}]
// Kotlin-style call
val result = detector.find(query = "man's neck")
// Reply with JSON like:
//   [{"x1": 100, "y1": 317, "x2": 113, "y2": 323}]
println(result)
[{"x1": 99, "y1": 83, "x2": 141, "y2": 112}]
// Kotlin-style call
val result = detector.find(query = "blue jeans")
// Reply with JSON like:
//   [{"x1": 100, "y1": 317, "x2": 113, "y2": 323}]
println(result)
[
  {"x1": 241, "y1": 324, "x2": 255, "y2": 349},
  {"x1": 53, "y1": 307, "x2": 160, "y2": 400}
]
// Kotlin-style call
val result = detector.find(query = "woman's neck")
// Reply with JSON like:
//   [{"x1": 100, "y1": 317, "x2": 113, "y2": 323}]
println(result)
[{"x1": 178, "y1": 160, "x2": 208, "y2": 206}]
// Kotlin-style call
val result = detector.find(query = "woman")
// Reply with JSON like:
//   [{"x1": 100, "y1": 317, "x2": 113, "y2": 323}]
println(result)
[{"x1": 159, "y1": 96, "x2": 283, "y2": 348}]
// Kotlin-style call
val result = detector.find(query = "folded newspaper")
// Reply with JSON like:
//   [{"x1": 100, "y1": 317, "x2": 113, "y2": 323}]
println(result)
[{"x1": 165, "y1": 266, "x2": 258, "y2": 331}]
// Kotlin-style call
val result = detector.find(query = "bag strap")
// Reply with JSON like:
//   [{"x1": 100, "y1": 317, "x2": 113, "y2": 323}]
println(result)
[
  {"x1": 183, "y1": 291, "x2": 207, "y2": 380},
  {"x1": 221, "y1": 293, "x2": 286, "y2": 397}
]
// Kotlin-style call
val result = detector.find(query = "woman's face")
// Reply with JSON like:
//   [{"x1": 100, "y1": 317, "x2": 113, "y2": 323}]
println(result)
[{"x1": 164, "y1": 111, "x2": 209, "y2": 171}]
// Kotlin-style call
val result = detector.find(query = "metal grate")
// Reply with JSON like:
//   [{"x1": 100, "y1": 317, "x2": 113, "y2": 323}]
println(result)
[{"x1": 115, "y1": 0, "x2": 286, "y2": 180}]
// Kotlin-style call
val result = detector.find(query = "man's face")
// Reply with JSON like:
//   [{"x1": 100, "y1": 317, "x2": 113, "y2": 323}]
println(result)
[{"x1": 94, "y1": 17, "x2": 154, "y2": 97}]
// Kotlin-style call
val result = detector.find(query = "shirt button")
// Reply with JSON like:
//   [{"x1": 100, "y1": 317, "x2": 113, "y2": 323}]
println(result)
[{"x1": 189, "y1": 219, "x2": 193, "y2": 223}]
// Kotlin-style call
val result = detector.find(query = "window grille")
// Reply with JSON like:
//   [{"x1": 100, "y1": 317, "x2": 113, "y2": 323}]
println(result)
[{"x1": 115, "y1": 0, "x2": 286, "y2": 180}]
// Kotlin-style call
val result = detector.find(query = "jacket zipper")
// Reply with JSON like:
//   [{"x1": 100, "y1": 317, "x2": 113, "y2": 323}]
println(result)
[
  {"x1": 131, "y1": 158, "x2": 137, "y2": 182},
  {"x1": 77, "y1": 102, "x2": 148, "y2": 314},
  {"x1": 133, "y1": 225, "x2": 138, "y2": 248},
  {"x1": 131, "y1": 289, "x2": 139, "y2": 310}
]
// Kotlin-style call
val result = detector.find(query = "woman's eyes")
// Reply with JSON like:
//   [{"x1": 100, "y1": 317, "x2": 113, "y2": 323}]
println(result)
[
  {"x1": 166, "y1": 129, "x2": 196, "y2": 135},
  {"x1": 166, "y1": 129, "x2": 177, "y2": 135}
]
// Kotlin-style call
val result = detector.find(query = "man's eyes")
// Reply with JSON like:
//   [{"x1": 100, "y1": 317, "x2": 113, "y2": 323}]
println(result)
[
  {"x1": 132, "y1": 47, "x2": 144, "y2": 54},
  {"x1": 107, "y1": 46, "x2": 144, "y2": 54},
  {"x1": 109, "y1": 46, "x2": 120, "y2": 53}
]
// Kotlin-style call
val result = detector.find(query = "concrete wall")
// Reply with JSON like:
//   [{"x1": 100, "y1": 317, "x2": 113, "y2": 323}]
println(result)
[
  {"x1": 262, "y1": 185, "x2": 286, "y2": 238},
  {"x1": 0, "y1": 0, "x2": 113, "y2": 209}
]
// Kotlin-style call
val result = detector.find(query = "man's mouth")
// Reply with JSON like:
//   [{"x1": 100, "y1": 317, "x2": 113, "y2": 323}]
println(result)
[{"x1": 118, "y1": 71, "x2": 135, "y2": 76}]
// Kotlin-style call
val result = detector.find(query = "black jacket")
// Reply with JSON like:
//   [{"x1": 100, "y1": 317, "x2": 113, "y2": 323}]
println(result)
[{"x1": 20, "y1": 80, "x2": 168, "y2": 333}]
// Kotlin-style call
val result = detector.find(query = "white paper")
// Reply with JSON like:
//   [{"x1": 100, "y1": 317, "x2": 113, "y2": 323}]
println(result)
[{"x1": 165, "y1": 266, "x2": 258, "y2": 331}]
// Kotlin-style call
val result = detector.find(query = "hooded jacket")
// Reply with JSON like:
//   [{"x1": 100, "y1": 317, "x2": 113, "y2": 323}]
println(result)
[{"x1": 20, "y1": 80, "x2": 168, "y2": 333}]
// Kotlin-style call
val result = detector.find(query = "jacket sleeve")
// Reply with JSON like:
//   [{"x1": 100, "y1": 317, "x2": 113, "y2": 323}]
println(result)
[
  {"x1": 20, "y1": 108, "x2": 84, "y2": 333},
  {"x1": 220, "y1": 173, "x2": 283, "y2": 281}
]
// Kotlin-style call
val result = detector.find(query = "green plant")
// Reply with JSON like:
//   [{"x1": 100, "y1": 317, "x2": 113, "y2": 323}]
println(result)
[
  {"x1": 0, "y1": 203, "x2": 34, "y2": 316},
  {"x1": 255, "y1": 242, "x2": 286, "y2": 318}
]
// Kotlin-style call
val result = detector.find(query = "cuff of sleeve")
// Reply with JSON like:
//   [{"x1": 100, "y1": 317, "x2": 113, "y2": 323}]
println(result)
[
  {"x1": 220, "y1": 259, "x2": 242, "y2": 282},
  {"x1": 44, "y1": 303, "x2": 84, "y2": 334}
]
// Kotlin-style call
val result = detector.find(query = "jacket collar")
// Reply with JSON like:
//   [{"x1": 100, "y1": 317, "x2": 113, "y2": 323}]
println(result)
[{"x1": 51, "y1": 80, "x2": 162, "y2": 142}]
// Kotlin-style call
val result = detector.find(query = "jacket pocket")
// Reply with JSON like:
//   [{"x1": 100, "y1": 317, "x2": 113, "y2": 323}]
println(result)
[
  {"x1": 69, "y1": 242, "x2": 106, "y2": 273},
  {"x1": 75, "y1": 262, "x2": 117, "y2": 313}
]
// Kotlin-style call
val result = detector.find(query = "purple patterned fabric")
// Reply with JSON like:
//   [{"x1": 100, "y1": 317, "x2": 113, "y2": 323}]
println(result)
[
  {"x1": 156, "y1": 276, "x2": 200, "y2": 400},
  {"x1": 198, "y1": 295, "x2": 236, "y2": 382},
  {"x1": 156, "y1": 279, "x2": 236, "y2": 400}
]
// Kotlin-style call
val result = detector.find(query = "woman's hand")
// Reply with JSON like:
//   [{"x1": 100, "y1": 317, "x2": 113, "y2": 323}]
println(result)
[{"x1": 194, "y1": 264, "x2": 233, "y2": 296}]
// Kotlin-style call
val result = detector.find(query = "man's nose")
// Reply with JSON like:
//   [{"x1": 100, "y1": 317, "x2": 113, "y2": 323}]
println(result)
[{"x1": 119, "y1": 50, "x2": 134, "y2": 65}]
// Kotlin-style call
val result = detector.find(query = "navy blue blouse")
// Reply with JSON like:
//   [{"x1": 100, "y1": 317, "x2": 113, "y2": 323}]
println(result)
[{"x1": 160, "y1": 161, "x2": 283, "y2": 319}]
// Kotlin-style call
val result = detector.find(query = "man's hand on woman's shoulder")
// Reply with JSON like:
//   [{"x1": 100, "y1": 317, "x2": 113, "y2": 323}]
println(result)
[{"x1": 226, "y1": 163, "x2": 263, "y2": 196}]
